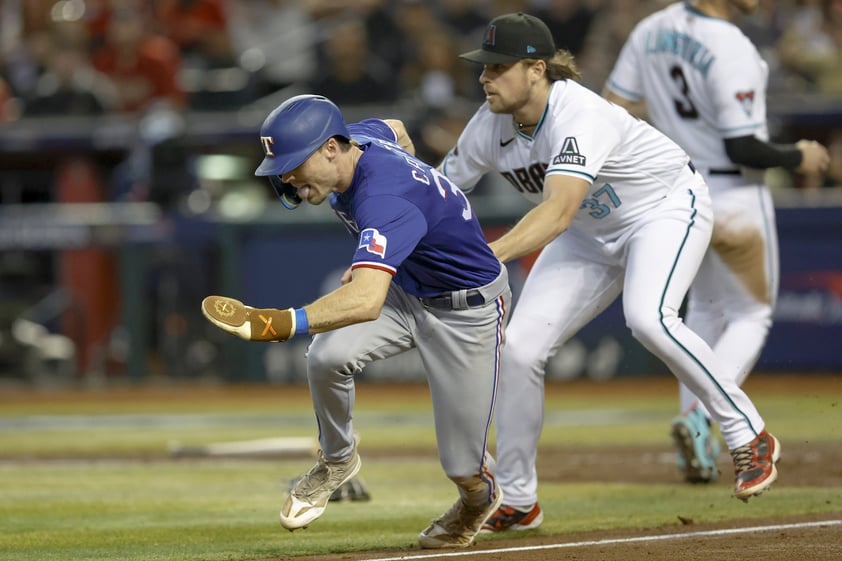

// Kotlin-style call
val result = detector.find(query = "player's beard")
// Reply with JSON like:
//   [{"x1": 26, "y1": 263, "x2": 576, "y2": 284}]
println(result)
[{"x1": 485, "y1": 89, "x2": 531, "y2": 117}]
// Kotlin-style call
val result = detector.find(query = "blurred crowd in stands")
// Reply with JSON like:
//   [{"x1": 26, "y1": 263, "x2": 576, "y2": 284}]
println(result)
[
  {"x1": 1, "y1": 0, "x2": 840, "y2": 187},
  {"x1": 0, "y1": 0, "x2": 839, "y2": 382}
]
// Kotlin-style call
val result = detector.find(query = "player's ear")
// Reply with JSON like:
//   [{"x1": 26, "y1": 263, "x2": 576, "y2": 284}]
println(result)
[
  {"x1": 526, "y1": 59, "x2": 547, "y2": 83},
  {"x1": 322, "y1": 137, "x2": 339, "y2": 160}
]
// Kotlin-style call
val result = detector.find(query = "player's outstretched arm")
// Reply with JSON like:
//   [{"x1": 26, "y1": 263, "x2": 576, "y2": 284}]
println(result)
[
  {"x1": 489, "y1": 175, "x2": 588, "y2": 263},
  {"x1": 304, "y1": 267, "x2": 392, "y2": 332},
  {"x1": 201, "y1": 267, "x2": 393, "y2": 342}
]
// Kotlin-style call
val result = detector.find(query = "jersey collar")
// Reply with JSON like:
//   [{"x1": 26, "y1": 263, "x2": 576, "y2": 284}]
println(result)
[{"x1": 684, "y1": 1, "x2": 725, "y2": 21}]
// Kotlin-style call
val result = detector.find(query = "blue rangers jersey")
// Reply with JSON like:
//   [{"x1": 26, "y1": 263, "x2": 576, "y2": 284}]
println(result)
[{"x1": 331, "y1": 119, "x2": 501, "y2": 298}]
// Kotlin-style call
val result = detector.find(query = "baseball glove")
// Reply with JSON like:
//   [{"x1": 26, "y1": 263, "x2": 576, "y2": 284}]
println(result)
[{"x1": 201, "y1": 295, "x2": 295, "y2": 342}]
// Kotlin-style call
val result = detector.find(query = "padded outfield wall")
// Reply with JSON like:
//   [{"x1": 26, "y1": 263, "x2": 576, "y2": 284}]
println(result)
[{"x1": 227, "y1": 201, "x2": 842, "y2": 383}]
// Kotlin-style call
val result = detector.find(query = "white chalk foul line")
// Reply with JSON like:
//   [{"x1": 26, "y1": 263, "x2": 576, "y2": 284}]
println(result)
[{"x1": 359, "y1": 519, "x2": 842, "y2": 561}]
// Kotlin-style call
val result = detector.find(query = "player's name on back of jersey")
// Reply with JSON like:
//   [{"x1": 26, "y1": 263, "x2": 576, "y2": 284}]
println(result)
[{"x1": 644, "y1": 30, "x2": 714, "y2": 75}]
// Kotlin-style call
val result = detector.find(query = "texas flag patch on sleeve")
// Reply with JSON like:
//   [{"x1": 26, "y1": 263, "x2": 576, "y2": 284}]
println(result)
[{"x1": 359, "y1": 228, "x2": 388, "y2": 258}]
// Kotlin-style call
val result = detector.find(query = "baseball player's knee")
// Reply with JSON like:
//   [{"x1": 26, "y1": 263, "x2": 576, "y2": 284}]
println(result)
[
  {"x1": 755, "y1": 303, "x2": 774, "y2": 326},
  {"x1": 727, "y1": 306, "x2": 774, "y2": 334},
  {"x1": 503, "y1": 326, "x2": 549, "y2": 367},
  {"x1": 728, "y1": 299, "x2": 774, "y2": 323},
  {"x1": 306, "y1": 341, "x2": 360, "y2": 381},
  {"x1": 501, "y1": 345, "x2": 546, "y2": 379},
  {"x1": 626, "y1": 310, "x2": 679, "y2": 351}
]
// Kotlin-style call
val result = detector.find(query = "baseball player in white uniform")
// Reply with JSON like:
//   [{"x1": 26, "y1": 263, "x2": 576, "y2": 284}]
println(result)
[
  {"x1": 439, "y1": 12, "x2": 781, "y2": 533},
  {"x1": 603, "y1": 0, "x2": 830, "y2": 484}
]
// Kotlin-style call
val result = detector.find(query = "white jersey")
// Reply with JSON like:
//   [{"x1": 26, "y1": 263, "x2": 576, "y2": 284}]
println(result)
[
  {"x1": 441, "y1": 79, "x2": 692, "y2": 243},
  {"x1": 606, "y1": 2, "x2": 768, "y2": 181}
]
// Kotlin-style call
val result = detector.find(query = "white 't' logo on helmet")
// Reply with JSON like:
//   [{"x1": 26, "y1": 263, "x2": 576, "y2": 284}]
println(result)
[{"x1": 260, "y1": 136, "x2": 275, "y2": 157}]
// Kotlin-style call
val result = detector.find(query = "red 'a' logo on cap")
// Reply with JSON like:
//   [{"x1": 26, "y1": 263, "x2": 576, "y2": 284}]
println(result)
[{"x1": 483, "y1": 24, "x2": 496, "y2": 46}]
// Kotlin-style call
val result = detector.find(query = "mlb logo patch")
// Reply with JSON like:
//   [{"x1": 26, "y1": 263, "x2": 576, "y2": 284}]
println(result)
[{"x1": 359, "y1": 228, "x2": 387, "y2": 258}]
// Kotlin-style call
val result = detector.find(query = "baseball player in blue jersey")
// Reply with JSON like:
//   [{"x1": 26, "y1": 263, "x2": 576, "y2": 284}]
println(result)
[
  {"x1": 603, "y1": 0, "x2": 830, "y2": 485},
  {"x1": 201, "y1": 95, "x2": 511, "y2": 549},
  {"x1": 440, "y1": 12, "x2": 780, "y2": 533}
]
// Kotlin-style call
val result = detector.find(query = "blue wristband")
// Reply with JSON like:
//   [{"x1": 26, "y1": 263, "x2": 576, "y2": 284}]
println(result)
[{"x1": 294, "y1": 308, "x2": 309, "y2": 335}]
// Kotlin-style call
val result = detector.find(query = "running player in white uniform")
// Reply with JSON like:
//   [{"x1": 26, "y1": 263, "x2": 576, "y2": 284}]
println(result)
[
  {"x1": 439, "y1": 12, "x2": 781, "y2": 532},
  {"x1": 603, "y1": 0, "x2": 830, "y2": 484}
]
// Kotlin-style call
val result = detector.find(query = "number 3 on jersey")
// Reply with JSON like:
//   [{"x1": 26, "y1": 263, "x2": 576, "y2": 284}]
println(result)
[
  {"x1": 580, "y1": 183, "x2": 622, "y2": 219},
  {"x1": 406, "y1": 157, "x2": 473, "y2": 221},
  {"x1": 670, "y1": 65, "x2": 699, "y2": 119}
]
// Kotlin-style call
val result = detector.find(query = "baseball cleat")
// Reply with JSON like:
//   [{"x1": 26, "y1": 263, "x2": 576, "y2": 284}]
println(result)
[
  {"x1": 201, "y1": 295, "x2": 295, "y2": 342},
  {"x1": 418, "y1": 485, "x2": 503, "y2": 548},
  {"x1": 731, "y1": 430, "x2": 781, "y2": 502},
  {"x1": 327, "y1": 476, "x2": 371, "y2": 502},
  {"x1": 287, "y1": 475, "x2": 371, "y2": 503},
  {"x1": 670, "y1": 405, "x2": 721, "y2": 483},
  {"x1": 280, "y1": 448, "x2": 362, "y2": 530},
  {"x1": 479, "y1": 502, "x2": 543, "y2": 533}
]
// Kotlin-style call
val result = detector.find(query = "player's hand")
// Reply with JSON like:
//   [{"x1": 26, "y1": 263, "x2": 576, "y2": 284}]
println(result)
[
  {"x1": 795, "y1": 139, "x2": 831, "y2": 176},
  {"x1": 201, "y1": 296, "x2": 295, "y2": 342},
  {"x1": 340, "y1": 266, "x2": 353, "y2": 285}
]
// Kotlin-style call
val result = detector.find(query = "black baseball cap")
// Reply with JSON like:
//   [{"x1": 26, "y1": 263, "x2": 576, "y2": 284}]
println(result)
[{"x1": 459, "y1": 12, "x2": 556, "y2": 65}]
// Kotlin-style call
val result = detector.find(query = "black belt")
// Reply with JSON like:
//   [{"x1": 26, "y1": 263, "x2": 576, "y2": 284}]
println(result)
[
  {"x1": 421, "y1": 290, "x2": 485, "y2": 310},
  {"x1": 708, "y1": 168, "x2": 741, "y2": 176}
]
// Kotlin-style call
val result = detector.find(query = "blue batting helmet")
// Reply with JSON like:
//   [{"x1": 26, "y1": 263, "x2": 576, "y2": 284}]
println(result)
[{"x1": 255, "y1": 94, "x2": 350, "y2": 177}]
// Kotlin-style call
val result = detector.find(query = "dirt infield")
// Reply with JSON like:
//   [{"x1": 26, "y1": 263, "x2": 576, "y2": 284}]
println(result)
[
  {"x1": 288, "y1": 441, "x2": 842, "y2": 561},
  {"x1": 294, "y1": 374, "x2": 842, "y2": 561},
  {"x1": 291, "y1": 515, "x2": 841, "y2": 561},
  {"x1": 290, "y1": 440, "x2": 842, "y2": 561},
  {"x1": 293, "y1": 516, "x2": 842, "y2": 561}
]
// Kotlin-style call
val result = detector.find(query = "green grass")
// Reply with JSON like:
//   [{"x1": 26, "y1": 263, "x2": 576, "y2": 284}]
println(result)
[
  {"x1": 4, "y1": 386, "x2": 837, "y2": 456},
  {"x1": 3, "y1": 457, "x2": 839, "y2": 561},
  {"x1": 0, "y1": 376, "x2": 840, "y2": 560}
]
